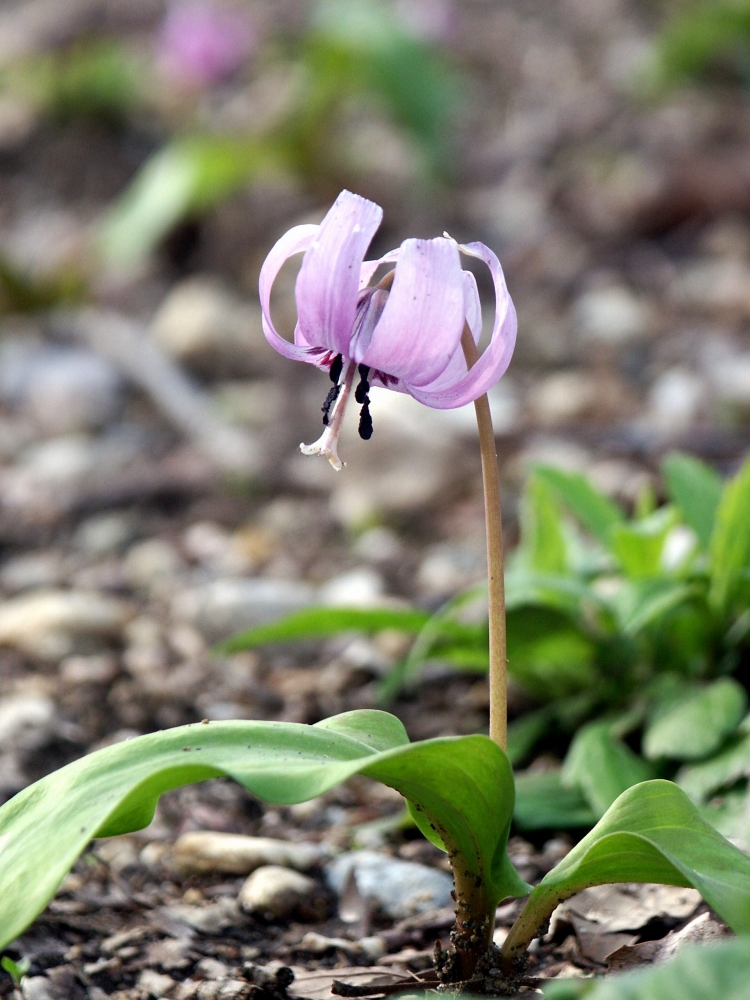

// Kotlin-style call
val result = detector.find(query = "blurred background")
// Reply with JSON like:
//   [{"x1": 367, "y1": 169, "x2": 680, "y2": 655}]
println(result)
[{"x1": 1, "y1": 0, "x2": 750, "y2": 820}]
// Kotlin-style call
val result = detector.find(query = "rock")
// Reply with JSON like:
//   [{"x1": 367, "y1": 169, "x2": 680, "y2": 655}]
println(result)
[
  {"x1": 0, "y1": 589, "x2": 133, "y2": 658},
  {"x1": 173, "y1": 578, "x2": 316, "y2": 643},
  {"x1": 0, "y1": 550, "x2": 65, "y2": 592},
  {"x1": 648, "y1": 368, "x2": 705, "y2": 431},
  {"x1": 417, "y1": 543, "x2": 486, "y2": 598},
  {"x1": 162, "y1": 897, "x2": 241, "y2": 934},
  {"x1": 319, "y1": 568, "x2": 385, "y2": 606},
  {"x1": 670, "y1": 258, "x2": 750, "y2": 317},
  {"x1": 212, "y1": 379, "x2": 285, "y2": 429},
  {"x1": 73, "y1": 512, "x2": 134, "y2": 556},
  {"x1": 238, "y1": 865, "x2": 318, "y2": 919},
  {"x1": 138, "y1": 969, "x2": 177, "y2": 998},
  {"x1": 59, "y1": 653, "x2": 118, "y2": 684},
  {"x1": 353, "y1": 527, "x2": 403, "y2": 564},
  {"x1": 123, "y1": 539, "x2": 185, "y2": 591},
  {"x1": 172, "y1": 832, "x2": 325, "y2": 874},
  {"x1": 21, "y1": 978, "x2": 54, "y2": 1000},
  {"x1": 0, "y1": 340, "x2": 122, "y2": 432},
  {"x1": 574, "y1": 282, "x2": 652, "y2": 346},
  {"x1": 196, "y1": 958, "x2": 230, "y2": 980},
  {"x1": 325, "y1": 850, "x2": 453, "y2": 919},
  {"x1": 527, "y1": 371, "x2": 598, "y2": 426},
  {"x1": 152, "y1": 276, "x2": 267, "y2": 375},
  {"x1": 196, "y1": 980, "x2": 251, "y2": 1000},
  {"x1": 708, "y1": 351, "x2": 750, "y2": 416}
]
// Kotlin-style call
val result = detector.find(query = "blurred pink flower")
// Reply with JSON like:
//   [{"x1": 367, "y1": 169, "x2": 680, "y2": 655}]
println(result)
[
  {"x1": 159, "y1": 1, "x2": 256, "y2": 87},
  {"x1": 260, "y1": 190, "x2": 516, "y2": 470}
]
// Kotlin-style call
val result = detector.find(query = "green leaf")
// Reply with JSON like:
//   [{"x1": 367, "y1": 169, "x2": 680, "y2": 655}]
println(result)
[
  {"x1": 513, "y1": 770, "x2": 598, "y2": 831},
  {"x1": 563, "y1": 723, "x2": 655, "y2": 818},
  {"x1": 709, "y1": 455, "x2": 750, "y2": 613},
  {"x1": 643, "y1": 678, "x2": 747, "y2": 761},
  {"x1": 519, "y1": 476, "x2": 567, "y2": 575},
  {"x1": 219, "y1": 606, "x2": 430, "y2": 652},
  {"x1": 99, "y1": 137, "x2": 281, "y2": 267},
  {"x1": 544, "y1": 937, "x2": 750, "y2": 1000},
  {"x1": 613, "y1": 580, "x2": 699, "y2": 637},
  {"x1": 609, "y1": 507, "x2": 677, "y2": 578},
  {"x1": 1, "y1": 956, "x2": 30, "y2": 985},
  {"x1": 662, "y1": 452, "x2": 723, "y2": 549},
  {"x1": 507, "y1": 708, "x2": 553, "y2": 767},
  {"x1": 534, "y1": 466, "x2": 624, "y2": 546},
  {"x1": 503, "y1": 780, "x2": 750, "y2": 960},
  {"x1": 0, "y1": 710, "x2": 527, "y2": 951},
  {"x1": 677, "y1": 731, "x2": 750, "y2": 803},
  {"x1": 507, "y1": 607, "x2": 598, "y2": 699}
]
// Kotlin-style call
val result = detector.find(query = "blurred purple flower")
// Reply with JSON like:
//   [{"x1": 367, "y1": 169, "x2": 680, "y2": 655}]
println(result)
[
  {"x1": 260, "y1": 190, "x2": 516, "y2": 470},
  {"x1": 159, "y1": 1, "x2": 256, "y2": 87}
]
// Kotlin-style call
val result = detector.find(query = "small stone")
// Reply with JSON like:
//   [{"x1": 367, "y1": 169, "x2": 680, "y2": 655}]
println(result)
[
  {"x1": 172, "y1": 832, "x2": 325, "y2": 874},
  {"x1": 708, "y1": 352, "x2": 750, "y2": 415},
  {"x1": 60, "y1": 654, "x2": 118, "y2": 685},
  {"x1": 238, "y1": 865, "x2": 317, "y2": 919},
  {"x1": 671, "y1": 258, "x2": 750, "y2": 317},
  {"x1": 173, "y1": 578, "x2": 315, "y2": 643},
  {"x1": 575, "y1": 282, "x2": 651, "y2": 345},
  {"x1": 325, "y1": 850, "x2": 453, "y2": 919},
  {"x1": 0, "y1": 589, "x2": 133, "y2": 658},
  {"x1": 0, "y1": 551, "x2": 65, "y2": 593},
  {"x1": 138, "y1": 969, "x2": 177, "y2": 998},
  {"x1": 527, "y1": 371, "x2": 598, "y2": 426},
  {"x1": 319, "y1": 568, "x2": 385, "y2": 607},
  {"x1": 353, "y1": 527, "x2": 402, "y2": 563},
  {"x1": 196, "y1": 958, "x2": 230, "y2": 980},
  {"x1": 0, "y1": 693, "x2": 56, "y2": 749},
  {"x1": 95, "y1": 836, "x2": 140, "y2": 872},
  {"x1": 152, "y1": 277, "x2": 267, "y2": 375},
  {"x1": 123, "y1": 539, "x2": 185, "y2": 591},
  {"x1": 648, "y1": 368, "x2": 705, "y2": 431},
  {"x1": 162, "y1": 897, "x2": 241, "y2": 934},
  {"x1": 417, "y1": 543, "x2": 485, "y2": 598},
  {"x1": 0, "y1": 341, "x2": 122, "y2": 432},
  {"x1": 196, "y1": 980, "x2": 250, "y2": 1000},
  {"x1": 73, "y1": 513, "x2": 134, "y2": 556},
  {"x1": 21, "y1": 978, "x2": 54, "y2": 1000}
]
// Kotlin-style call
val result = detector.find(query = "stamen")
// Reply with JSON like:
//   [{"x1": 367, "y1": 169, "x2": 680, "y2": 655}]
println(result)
[
  {"x1": 355, "y1": 364, "x2": 373, "y2": 440},
  {"x1": 329, "y1": 354, "x2": 343, "y2": 384},
  {"x1": 321, "y1": 384, "x2": 340, "y2": 425}
]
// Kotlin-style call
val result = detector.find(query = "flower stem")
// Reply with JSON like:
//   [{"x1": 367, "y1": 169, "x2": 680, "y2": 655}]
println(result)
[{"x1": 461, "y1": 324, "x2": 507, "y2": 750}]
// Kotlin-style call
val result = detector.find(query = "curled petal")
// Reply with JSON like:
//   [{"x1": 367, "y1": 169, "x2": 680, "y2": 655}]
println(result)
[
  {"x1": 295, "y1": 190, "x2": 383, "y2": 357},
  {"x1": 353, "y1": 237, "x2": 465, "y2": 386},
  {"x1": 405, "y1": 241, "x2": 516, "y2": 409},
  {"x1": 259, "y1": 224, "x2": 319, "y2": 363}
]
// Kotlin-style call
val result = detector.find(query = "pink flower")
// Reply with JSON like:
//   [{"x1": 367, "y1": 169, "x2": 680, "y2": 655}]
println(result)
[
  {"x1": 259, "y1": 190, "x2": 517, "y2": 470},
  {"x1": 159, "y1": 1, "x2": 255, "y2": 88}
]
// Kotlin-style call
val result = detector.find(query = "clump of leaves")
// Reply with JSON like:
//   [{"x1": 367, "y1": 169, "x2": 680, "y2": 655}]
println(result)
[
  {"x1": 229, "y1": 454, "x2": 750, "y2": 841},
  {"x1": 655, "y1": 0, "x2": 750, "y2": 88},
  {"x1": 1, "y1": 711, "x2": 750, "y2": 988}
]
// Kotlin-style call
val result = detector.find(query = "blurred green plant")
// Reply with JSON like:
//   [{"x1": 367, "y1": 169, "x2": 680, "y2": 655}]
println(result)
[
  {"x1": 656, "y1": 0, "x2": 750, "y2": 86},
  {"x1": 96, "y1": 0, "x2": 461, "y2": 269},
  {"x1": 226, "y1": 452, "x2": 750, "y2": 838}
]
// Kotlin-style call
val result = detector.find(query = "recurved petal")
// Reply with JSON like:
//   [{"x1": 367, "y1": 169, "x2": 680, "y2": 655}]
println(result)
[
  {"x1": 405, "y1": 241, "x2": 516, "y2": 409},
  {"x1": 295, "y1": 190, "x2": 383, "y2": 356},
  {"x1": 408, "y1": 269, "x2": 481, "y2": 395},
  {"x1": 259, "y1": 223, "x2": 319, "y2": 362},
  {"x1": 353, "y1": 237, "x2": 465, "y2": 386}
]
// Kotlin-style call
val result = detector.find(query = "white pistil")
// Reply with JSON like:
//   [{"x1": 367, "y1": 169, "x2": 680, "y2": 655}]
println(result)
[{"x1": 300, "y1": 359, "x2": 357, "y2": 470}]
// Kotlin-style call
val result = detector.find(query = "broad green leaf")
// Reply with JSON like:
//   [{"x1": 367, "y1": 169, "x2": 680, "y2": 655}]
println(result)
[
  {"x1": 709, "y1": 454, "x2": 750, "y2": 613},
  {"x1": 219, "y1": 606, "x2": 430, "y2": 652},
  {"x1": 643, "y1": 678, "x2": 747, "y2": 761},
  {"x1": 609, "y1": 507, "x2": 676, "y2": 578},
  {"x1": 544, "y1": 937, "x2": 750, "y2": 1000},
  {"x1": 99, "y1": 137, "x2": 280, "y2": 267},
  {"x1": 678, "y1": 731, "x2": 750, "y2": 802},
  {"x1": 507, "y1": 708, "x2": 553, "y2": 767},
  {"x1": 519, "y1": 476, "x2": 567, "y2": 575},
  {"x1": 0, "y1": 710, "x2": 527, "y2": 950},
  {"x1": 507, "y1": 607, "x2": 598, "y2": 699},
  {"x1": 613, "y1": 580, "x2": 699, "y2": 637},
  {"x1": 563, "y1": 723, "x2": 655, "y2": 818},
  {"x1": 513, "y1": 770, "x2": 598, "y2": 831},
  {"x1": 502, "y1": 780, "x2": 750, "y2": 961},
  {"x1": 662, "y1": 452, "x2": 723, "y2": 549},
  {"x1": 534, "y1": 466, "x2": 624, "y2": 546},
  {"x1": 505, "y1": 571, "x2": 610, "y2": 624}
]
